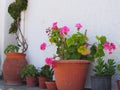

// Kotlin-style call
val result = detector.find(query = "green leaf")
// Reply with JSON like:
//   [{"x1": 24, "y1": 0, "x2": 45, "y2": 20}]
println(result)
[
  {"x1": 99, "y1": 36, "x2": 107, "y2": 44},
  {"x1": 66, "y1": 37, "x2": 74, "y2": 47}
]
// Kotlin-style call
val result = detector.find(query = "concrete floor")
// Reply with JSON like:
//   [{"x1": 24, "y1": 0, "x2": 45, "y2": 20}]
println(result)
[{"x1": 0, "y1": 80, "x2": 47, "y2": 90}]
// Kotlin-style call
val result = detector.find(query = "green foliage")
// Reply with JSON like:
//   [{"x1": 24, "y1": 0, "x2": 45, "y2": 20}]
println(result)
[
  {"x1": 94, "y1": 36, "x2": 107, "y2": 58},
  {"x1": 94, "y1": 58, "x2": 116, "y2": 76},
  {"x1": 38, "y1": 65, "x2": 54, "y2": 81},
  {"x1": 8, "y1": 0, "x2": 28, "y2": 20},
  {"x1": 4, "y1": 44, "x2": 19, "y2": 54},
  {"x1": 66, "y1": 32, "x2": 87, "y2": 47},
  {"x1": 49, "y1": 28, "x2": 97, "y2": 60},
  {"x1": 9, "y1": 20, "x2": 18, "y2": 33},
  {"x1": 8, "y1": 0, "x2": 28, "y2": 33},
  {"x1": 20, "y1": 64, "x2": 38, "y2": 78}
]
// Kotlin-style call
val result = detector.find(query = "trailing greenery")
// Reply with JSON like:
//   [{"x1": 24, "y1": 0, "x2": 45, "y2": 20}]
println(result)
[
  {"x1": 93, "y1": 57, "x2": 116, "y2": 76},
  {"x1": 6, "y1": 0, "x2": 28, "y2": 53},
  {"x1": 38, "y1": 65, "x2": 54, "y2": 81},
  {"x1": 20, "y1": 64, "x2": 38, "y2": 78},
  {"x1": 4, "y1": 44, "x2": 19, "y2": 54}
]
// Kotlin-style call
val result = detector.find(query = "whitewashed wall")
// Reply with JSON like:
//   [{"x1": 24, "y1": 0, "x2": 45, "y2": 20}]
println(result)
[
  {"x1": 0, "y1": 0, "x2": 16, "y2": 69},
  {"x1": 24, "y1": 0, "x2": 120, "y2": 89}
]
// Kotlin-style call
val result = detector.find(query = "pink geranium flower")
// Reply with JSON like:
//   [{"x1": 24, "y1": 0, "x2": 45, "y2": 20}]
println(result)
[
  {"x1": 52, "y1": 22, "x2": 58, "y2": 30},
  {"x1": 103, "y1": 41, "x2": 116, "y2": 54},
  {"x1": 40, "y1": 42, "x2": 46, "y2": 50},
  {"x1": 45, "y1": 57, "x2": 53, "y2": 65},
  {"x1": 75, "y1": 23, "x2": 83, "y2": 30},
  {"x1": 60, "y1": 26, "x2": 70, "y2": 35},
  {"x1": 45, "y1": 57, "x2": 56, "y2": 68}
]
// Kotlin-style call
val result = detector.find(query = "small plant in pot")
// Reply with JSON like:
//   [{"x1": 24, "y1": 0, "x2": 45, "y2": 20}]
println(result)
[
  {"x1": 20, "y1": 64, "x2": 38, "y2": 87},
  {"x1": 3, "y1": 0, "x2": 28, "y2": 85},
  {"x1": 38, "y1": 65, "x2": 56, "y2": 89},
  {"x1": 91, "y1": 36, "x2": 116, "y2": 90}
]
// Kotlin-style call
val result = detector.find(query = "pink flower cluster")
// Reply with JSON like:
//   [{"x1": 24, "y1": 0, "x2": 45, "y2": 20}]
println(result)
[
  {"x1": 40, "y1": 42, "x2": 46, "y2": 50},
  {"x1": 60, "y1": 26, "x2": 70, "y2": 35},
  {"x1": 52, "y1": 22, "x2": 58, "y2": 30},
  {"x1": 51, "y1": 22, "x2": 82, "y2": 35},
  {"x1": 45, "y1": 57, "x2": 55, "y2": 68},
  {"x1": 75, "y1": 23, "x2": 83, "y2": 30},
  {"x1": 103, "y1": 41, "x2": 116, "y2": 54}
]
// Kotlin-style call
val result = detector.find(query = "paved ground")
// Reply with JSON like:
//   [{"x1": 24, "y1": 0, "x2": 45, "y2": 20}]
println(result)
[{"x1": 0, "y1": 80, "x2": 47, "y2": 90}]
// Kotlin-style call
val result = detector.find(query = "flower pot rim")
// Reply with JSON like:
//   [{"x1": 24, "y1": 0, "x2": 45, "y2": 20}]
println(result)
[
  {"x1": 6, "y1": 52, "x2": 25, "y2": 55},
  {"x1": 55, "y1": 60, "x2": 90, "y2": 64},
  {"x1": 91, "y1": 75, "x2": 111, "y2": 79}
]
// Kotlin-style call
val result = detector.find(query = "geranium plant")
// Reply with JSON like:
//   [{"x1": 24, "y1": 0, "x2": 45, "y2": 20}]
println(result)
[
  {"x1": 40, "y1": 22, "x2": 97, "y2": 61},
  {"x1": 40, "y1": 22, "x2": 116, "y2": 67}
]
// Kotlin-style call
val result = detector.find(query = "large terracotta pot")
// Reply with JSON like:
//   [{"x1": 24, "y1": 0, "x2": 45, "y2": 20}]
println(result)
[
  {"x1": 3, "y1": 53, "x2": 27, "y2": 85},
  {"x1": 54, "y1": 60, "x2": 90, "y2": 90}
]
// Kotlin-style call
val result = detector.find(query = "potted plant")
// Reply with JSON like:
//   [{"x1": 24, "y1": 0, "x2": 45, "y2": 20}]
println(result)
[
  {"x1": 40, "y1": 22, "x2": 98, "y2": 90},
  {"x1": 117, "y1": 64, "x2": 120, "y2": 90},
  {"x1": 3, "y1": 0, "x2": 28, "y2": 85},
  {"x1": 91, "y1": 36, "x2": 116, "y2": 90},
  {"x1": 38, "y1": 65, "x2": 56, "y2": 89},
  {"x1": 20, "y1": 64, "x2": 38, "y2": 87},
  {"x1": 43, "y1": 60, "x2": 57, "y2": 90}
]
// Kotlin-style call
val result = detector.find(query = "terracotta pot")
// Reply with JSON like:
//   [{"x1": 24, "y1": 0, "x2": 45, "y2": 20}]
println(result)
[
  {"x1": 26, "y1": 77, "x2": 37, "y2": 87},
  {"x1": 38, "y1": 77, "x2": 48, "y2": 89},
  {"x1": 45, "y1": 81, "x2": 57, "y2": 90},
  {"x1": 3, "y1": 53, "x2": 27, "y2": 85},
  {"x1": 54, "y1": 60, "x2": 90, "y2": 90},
  {"x1": 117, "y1": 80, "x2": 120, "y2": 90}
]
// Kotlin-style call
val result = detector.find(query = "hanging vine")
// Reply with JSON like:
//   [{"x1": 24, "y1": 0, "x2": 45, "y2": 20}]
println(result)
[{"x1": 8, "y1": 0, "x2": 28, "y2": 53}]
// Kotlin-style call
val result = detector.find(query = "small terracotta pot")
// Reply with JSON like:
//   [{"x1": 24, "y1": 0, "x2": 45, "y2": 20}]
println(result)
[
  {"x1": 45, "y1": 81, "x2": 57, "y2": 90},
  {"x1": 117, "y1": 80, "x2": 120, "y2": 90},
  {"x1": 26, "y1": 77, "x2": 37, "y2": 87},
  {"x1": 38, "y1": 77, "x2": 48, "y2": 89}
]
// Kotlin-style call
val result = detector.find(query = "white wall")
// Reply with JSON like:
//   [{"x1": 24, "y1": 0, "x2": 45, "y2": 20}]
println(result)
[
  {"x1": 25, "y1": 0, "x2": 120, "y2": 89},
  {"x1": 0, "y1": 0, "x2": 16, "y2": 69}
]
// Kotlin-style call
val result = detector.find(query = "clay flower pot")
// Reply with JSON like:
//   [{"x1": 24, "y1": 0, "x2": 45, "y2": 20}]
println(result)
[
  {"x1": 3, "y1": 53, "x2": 27, "y2": 85},
  {"x1": 45, "y1": 81, "x2": 57, "y2": 90},
  {"x1": 38, "y1": 77, "x2": 48, "y2": 89},
  {"x1": 26, "y1": 76, "x2": 37, "y2": 87},
  {"x1": 54, "y1": 60, "x2": 90, "y2": 90}
]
